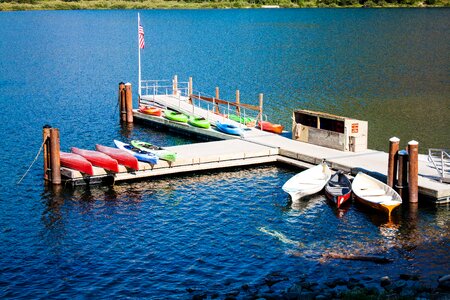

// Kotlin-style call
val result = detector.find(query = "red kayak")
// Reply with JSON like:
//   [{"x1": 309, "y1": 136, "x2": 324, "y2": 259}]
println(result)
[
  {"x1": 71, "y1": 147, "x2": 119, "y2": 173},
  {"x1": 60, "y1": 152, "x2": 94, "y2": 176},
  {"x1": 95, "y1": 144, "x2": 139, "y2": 170},
  {"x1": 258, "y1": 121, "x2": 284, "y2": 134}
]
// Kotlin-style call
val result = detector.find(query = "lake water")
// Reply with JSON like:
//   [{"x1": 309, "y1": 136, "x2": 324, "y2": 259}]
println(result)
[{"x1": 0, "y1": 9, "x2": 449, "y2": 299}]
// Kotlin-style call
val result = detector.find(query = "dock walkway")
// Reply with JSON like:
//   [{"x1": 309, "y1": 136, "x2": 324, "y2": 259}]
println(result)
[{"x1": 135, "y1": 94, "x2": 450, "y2": 203}]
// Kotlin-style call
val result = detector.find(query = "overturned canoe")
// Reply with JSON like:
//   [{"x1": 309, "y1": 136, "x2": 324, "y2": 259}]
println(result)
[
  {"x1": 60, "y1": 152, "x2": 94, "y2": 176},
  {"x1": 95, "y1": 144, "x2": 139, "y2": 170},
  {"x1": 71, "y1": 147, "x2": 119, "y2": 173}
]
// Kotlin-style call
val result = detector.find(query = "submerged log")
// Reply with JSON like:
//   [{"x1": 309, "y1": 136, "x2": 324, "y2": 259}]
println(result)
[{"x1": 322, "y1": 252, "x2": 393, "y2": 264}]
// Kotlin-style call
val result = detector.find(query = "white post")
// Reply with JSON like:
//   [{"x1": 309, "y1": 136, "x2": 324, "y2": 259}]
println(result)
[{"x1": 138, "y1": 13, "x2": 142, "y2": 99}]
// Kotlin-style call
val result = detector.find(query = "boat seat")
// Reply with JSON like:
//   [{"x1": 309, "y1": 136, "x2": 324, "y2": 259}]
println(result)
[
  {"x1": 358, "y1": 188, "x2": 385, "y2": 197},
  {"x1": 364, "y1": 195, "x2": 392, "y2": 203}
]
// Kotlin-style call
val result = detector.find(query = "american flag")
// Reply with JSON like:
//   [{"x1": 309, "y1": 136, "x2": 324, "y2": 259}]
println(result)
[{"x1": 138, "y1": 18, "x2": 145, "y2": 49}]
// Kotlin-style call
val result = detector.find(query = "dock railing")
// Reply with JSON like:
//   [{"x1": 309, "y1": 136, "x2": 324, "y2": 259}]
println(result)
[
  {"x1": 140, "y1": 77, "x2": 263, "y2": 128},
  {"x1": 428, "y1": 148, "x2": 450, "y2": 183}
]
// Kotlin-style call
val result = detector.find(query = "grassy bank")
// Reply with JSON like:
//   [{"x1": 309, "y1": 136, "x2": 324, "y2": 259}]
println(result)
[{"x1": 0, "y1": 0, "x2": 449, "y2": 11}]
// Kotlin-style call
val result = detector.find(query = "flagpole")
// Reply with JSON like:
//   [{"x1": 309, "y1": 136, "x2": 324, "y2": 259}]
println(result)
[{"x1": 138, "y1": 13, "x2": 142, "y2": 99}]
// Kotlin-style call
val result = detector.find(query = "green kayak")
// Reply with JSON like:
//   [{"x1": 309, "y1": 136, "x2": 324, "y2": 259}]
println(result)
[
  {"x1": 130, "y1": 140, "x2": 177, "y2": 162},
  {"x1": 164, "y1": 110, "x2": 188, "y2": 123},
  {"x1": 228, "y1": 114, "x2": 255, "y2": 125},
  {"x1": 188, "y1": 116, "x2": 211, "y2": 129}
]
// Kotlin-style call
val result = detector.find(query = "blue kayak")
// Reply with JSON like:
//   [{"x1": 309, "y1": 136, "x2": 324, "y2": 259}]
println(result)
[
  {"x1": 215, "y1": 121, "x2": 242, "y2": 136},
  {"x1": 113, "y1": 140, "x2": 159, "y2": 165}
]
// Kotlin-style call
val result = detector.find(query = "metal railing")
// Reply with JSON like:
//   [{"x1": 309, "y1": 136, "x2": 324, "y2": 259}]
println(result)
[{"x1": 428, "y1": 148, "x2": 450, "y2": 183}]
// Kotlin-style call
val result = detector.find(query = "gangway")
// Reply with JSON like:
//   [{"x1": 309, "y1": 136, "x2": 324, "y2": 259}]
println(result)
[{"x1": 428, "y1": 149, "x2": 450, "y2": 183}]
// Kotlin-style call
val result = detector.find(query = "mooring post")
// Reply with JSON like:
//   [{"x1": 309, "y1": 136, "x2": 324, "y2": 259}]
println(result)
[
  {"x1": 119, "y1": 82, "x2": 126, "y2": 123},
  {"x1": 215, "y1": 87, "x2": 220, "y2": 114},
  {"x1": 125, "y1": 82, "x2": 133, "y2": 123},
  {"x1": 188, "y1": 77, "x2": 193, "y2": 104},
  {"x1": 396, "y1": 149, "x2": 409, "y2": 199},
  {"x1": 387, "y1": 137, "x2": 400, "y2": 187},
  {"x1": 49, "y1": 128, "x2": 61, "y2": 185},
  {"x1": 173, "y1": 75, "x2": 178, "y2": 95},
  {"x1": 259, "y1": 93, "x2": 264, "y2": 125},
  {"x1": 43, "y1": 125, "x2": 51, "y2": 181},
  {"x1": 408, "y1": 140, "x2": 419, "y2": 203},
  {"x1": 236, "y1": 90, "x2": 240, "y2": 116}
]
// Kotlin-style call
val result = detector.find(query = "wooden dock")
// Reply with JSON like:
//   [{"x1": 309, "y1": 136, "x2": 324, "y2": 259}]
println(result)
[{"x1": 60, "y1": 92, "x2": 449, "y2": 203}]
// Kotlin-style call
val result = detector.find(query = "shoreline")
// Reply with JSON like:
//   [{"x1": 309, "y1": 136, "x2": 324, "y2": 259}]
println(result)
[{"x1": 0, "y1": 1, "x2": 449, "y2": 11}]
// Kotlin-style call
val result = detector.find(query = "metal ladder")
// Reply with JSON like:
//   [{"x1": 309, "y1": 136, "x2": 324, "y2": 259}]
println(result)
[{"x1": 428, "y1": 149, "x2": 450, "y2": 183}]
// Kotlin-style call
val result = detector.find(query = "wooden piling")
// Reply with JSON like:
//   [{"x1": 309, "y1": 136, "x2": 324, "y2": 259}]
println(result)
[
  {"x1": 125, "y1": 83, "x2": 133, "y2": 123},
  {"x1": 43, "y1": 125, "x2": 51, "y2": 181},
  {"x1": 236, "y1": 90, "x2": 240, "y2": 115},
  {"x1": 215, "y1": 87, "x2": 220, "y2": 99},
  {"x1": 119, "y1": 82, "x2": 126, "y2": 123},
  {"x1": 49, "y1": 128, "x2": 61, "y2": 185},
  {"x1": 173, "y1": 75, "x2": 178, "y2": 95},
  {"x1": 408, "y1": 140, "x2": 419, "y2": 203},
  {"x1": 215, "y1": 87, "x2": 220, "y2": 114},
  {"x1": 387, "y1": 137, "x2": 400, "y2": 187},
  {"x1": 396, "y1": 149, "x2": 408, "y2": 199}
]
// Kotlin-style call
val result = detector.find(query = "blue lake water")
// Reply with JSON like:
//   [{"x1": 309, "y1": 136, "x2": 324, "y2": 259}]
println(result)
[{"x1": 0, "y1": 9, "x2": 449, "y2": 299}]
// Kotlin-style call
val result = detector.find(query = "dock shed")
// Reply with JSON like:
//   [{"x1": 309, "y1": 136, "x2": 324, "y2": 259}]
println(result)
[{"x1": 292, "y1": 110, "x2": 368, "y2": 152}]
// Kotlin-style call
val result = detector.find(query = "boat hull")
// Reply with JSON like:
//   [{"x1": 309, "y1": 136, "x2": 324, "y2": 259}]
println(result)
[
  {"x1": 258, "y1": 121, "x2": 283, "y2": 134},
  {"x1": 188, "y1": 116, "x2": 211, "y2": 129},
  {"x1": 324, "y1": 172, "x2": 352, "y2": 208},
  {"x1": 60, "y1": 152, "x2": 94, "y2": 175},
  {"x1": 164, "y1": 110, "x2": 188, "y2": 123},
  {"x1": 114, "y1": 140, "x2": 159, "y2": 165},
  {"x1": 215, "y1": 121, "x2": 242, "y2": 136},
  {"x1": 138, "y1": 106, "x2": 162, "y2": 117},
  {"x1": 95, "y1": 144, "x2": 139, "y2": 170},
  {"x1": 71, "y1": 147, "x2": 119, "y2": 173},
  {"x1": 352, "y1": 172, "x2": 402, "y2": 217},
  {"x1": 130, "y1": 140, "x2": 176, "y2": 162},
  {"x1": 282, "y1": 163, "x2": 332, "y2": 203}
]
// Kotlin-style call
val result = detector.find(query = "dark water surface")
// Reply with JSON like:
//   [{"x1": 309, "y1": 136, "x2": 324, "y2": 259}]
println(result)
[{"x1": 0, "y1": 9, "x2": 449, "y2": 299}]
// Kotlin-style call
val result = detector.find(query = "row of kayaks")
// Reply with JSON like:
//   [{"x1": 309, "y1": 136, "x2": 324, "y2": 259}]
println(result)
[
  {"x1": 282, "y1": 162, "x2": 402, "y2": 217},
  {"x1": 138, "y1": 105, "x2": 284, "y2": 135},
  {"x1": 59, "y1": 140, "x2": 177, "y2": 176}
]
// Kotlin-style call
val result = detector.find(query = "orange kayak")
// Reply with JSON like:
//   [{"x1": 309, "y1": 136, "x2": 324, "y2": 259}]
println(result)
[
  {"x1": 138, "y1": 106, "x2": 162, "y2": 117},
  {"x1": 258, "y1": 121, "x2": 283, "y2": 134}
]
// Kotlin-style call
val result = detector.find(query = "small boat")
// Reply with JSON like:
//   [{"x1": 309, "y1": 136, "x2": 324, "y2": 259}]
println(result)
[
  {"x1": 228, "y1": 114, "x2": 255, "y2": 126},
  {"x1": 60, "y1": 152, "x2": 94, "y2": 176},
  {"x1": 130, "y1": 140, "x2": 176, "y2": 162},
  {"x1": 188, "y1": 116, "x2": 211, "y2": 129},
  {"x1": 71, "y1": 147, "x2": 119, "y2": 173},
  {"x1": 113, "y1": 140, "x2": 159, "y2": 165},
  {"x1": 138, "y1": 105, "x2": 162, "y2": 117},
  {"x1": 324, "y1": 171, "x2": 352, "y2": 208},
  {"x1": 164, "y1": 110, "x2": 188, "y2": 123},
  {"x1": 352, "y1": 172, "x2": 402, "y2": 217},
  {"x1": 282, "y1": 162, "x2": 332, "y2": 202},
  {"x1": 95, "y1": 144, "x2": 139, "y2": 171},
  {"x1": 215, "y1": 121, "x2": 242, "y2": 136},
  {"x1": 258, "y1": 120, "x2": 284, "y2": 134}
]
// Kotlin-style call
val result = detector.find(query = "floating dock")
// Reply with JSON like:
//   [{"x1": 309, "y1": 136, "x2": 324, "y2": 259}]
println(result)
[{"x1": 58, "y1": 84, "x2": 449, "y2": 204}]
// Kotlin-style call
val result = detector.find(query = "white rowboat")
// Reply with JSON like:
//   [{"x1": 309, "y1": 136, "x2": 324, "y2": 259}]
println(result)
[
  {"x1": 282, "y1": 162, "x2": 332, "y2": 202},
  {"x1": 352, "y1": 172, "x2": 402, "y2": 217}
]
